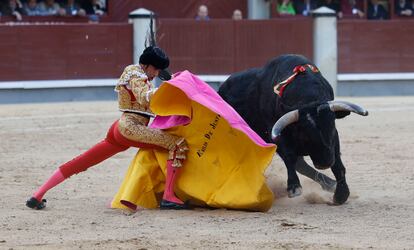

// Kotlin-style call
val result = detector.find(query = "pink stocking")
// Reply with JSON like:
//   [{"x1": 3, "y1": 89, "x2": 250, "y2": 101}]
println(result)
[
  {"x1": 162, "y1": 160, "x2": 184, "y2": 204},
  {"x1": 29, "y1": 121, "x2": 128, "y2": 204},
  {"x1": 32, "y1": 169, "x2": 65, "y2": 201}
]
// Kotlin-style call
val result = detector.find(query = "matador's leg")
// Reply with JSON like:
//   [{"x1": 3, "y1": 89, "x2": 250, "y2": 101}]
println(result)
[
  {"x1": 27, "y1": 121, "x2": 130, "y2": 210},
  {"x1": 118, "y1": 113, "x2": 189, "y2": 208}
]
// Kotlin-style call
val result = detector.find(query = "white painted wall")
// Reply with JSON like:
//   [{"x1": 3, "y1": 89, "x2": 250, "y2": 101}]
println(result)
[{"x1": 313, "y1": 7, "x2": 338, "y2": 95}]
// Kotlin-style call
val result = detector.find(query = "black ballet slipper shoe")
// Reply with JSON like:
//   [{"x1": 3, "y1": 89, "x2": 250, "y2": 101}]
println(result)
[
  {"x1": 160, "y1": 199, "x2": 190, "y2": 210},
  {"x1": 26, "y1": 197, "x2": 46, "y2": 210}
]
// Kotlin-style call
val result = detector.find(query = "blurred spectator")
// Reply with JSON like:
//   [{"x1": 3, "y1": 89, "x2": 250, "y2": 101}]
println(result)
[
  {"x1": 293, "y1": 0, "x2": 318, "y2": 16},
  {"x1": 232, "y1": 9, "x2": 242, "y2": 20},
  {"x1": 62, "y1": 0, "x2": 86, "y2": 16},
  {"x1": 367, "y1": 0, "x2": 389, "y2": 19},
  {"x1": 81, "y1": 0, "x2": 105, "y2": 16},
  {"x1": 88, "y1": 13, "x2": 99, "y2": 23},
  {"x1": 341, "y1": 0, "x2": 365, "y2": 18},
  {"x1": 1, "y1": 0, "x2": 26, "y2": 21},
  {"x1": 39, "y1": 0, "x2": 64, "y2": 16},
  {"x1": 318, "y1": 0, "x2": 342, "y2": 17},
  {"x1": 24, "y1": 0, "x2": 41, "y2": 16},
  {"x1": 277, "y1": 0, "x2": 296, "y2": 16},
  {"x1": 195, "y1": 4, "x2": 210, "y2": 20},
  {"x1": 395, "y1": 0, "x2": 412, "y2": 16}
]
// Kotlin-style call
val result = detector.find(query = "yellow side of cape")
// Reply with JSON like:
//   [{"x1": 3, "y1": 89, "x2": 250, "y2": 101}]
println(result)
[{"x1": 111, "y1": 84, "x2": 276, "y2": 212}]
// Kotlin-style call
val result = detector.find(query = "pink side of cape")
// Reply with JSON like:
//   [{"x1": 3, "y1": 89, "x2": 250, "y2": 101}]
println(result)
[{"x1": 150, "y1": 70, "x2": 274, "y2": 147}]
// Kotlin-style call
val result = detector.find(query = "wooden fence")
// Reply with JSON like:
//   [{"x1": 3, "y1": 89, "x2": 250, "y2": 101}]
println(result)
[{"x1": 1, "y1": 18, "x2": 414, "y2": 82}]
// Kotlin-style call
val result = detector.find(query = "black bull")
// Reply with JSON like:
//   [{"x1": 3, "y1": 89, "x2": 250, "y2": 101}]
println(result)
[{"x1": 218, "y1": 54, "x2": 368, "y2": 204}]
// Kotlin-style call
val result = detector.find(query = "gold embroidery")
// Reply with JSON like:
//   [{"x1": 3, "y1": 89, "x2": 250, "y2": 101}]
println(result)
[
  {"x1": 115, "y1": 65, "x2": 189, "y2": 168},
  {"x1": 117, "y1": 113, "x2": 188, "y2": 167},
  {"x1": 116, "y1": 64, "x2": 154, "y2": 116},
  {"x1": 130, "y1": 77, "x2": 151, "y2": 110},
  {"x1": 117, "y1": 64, "x2": 147, "y2": 86},
  {"x1": 168, "y1": 138, "x2": 189, "y2": 168}
]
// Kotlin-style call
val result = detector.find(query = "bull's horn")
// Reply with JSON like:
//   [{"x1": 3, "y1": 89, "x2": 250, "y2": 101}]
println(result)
[
  {"x1": 271, "y1": 110, "x2": 299, "y2": 141},
  {"x1": 328, "y1": 101, "x2": 369, "y2": 116}
]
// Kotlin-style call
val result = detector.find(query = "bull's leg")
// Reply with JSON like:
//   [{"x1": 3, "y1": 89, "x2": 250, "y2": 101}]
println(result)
[
  {"x1": 331, "y1": 134, "x2": 349, "y2": 204},
  {"x1": 286, "y1": 159, "x2": 302, "y2": 198},
  {"x1": 331, "y1": 158, "x2": 349, "y2": 204},
  {"x1": 277, "y1": 146, "x2": 302, "y2": 198},
  {"x1": 295, "y1": 156, "x2": 337, "y2": 193}
]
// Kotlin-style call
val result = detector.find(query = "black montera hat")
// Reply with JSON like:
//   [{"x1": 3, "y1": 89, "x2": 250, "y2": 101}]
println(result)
[{"x1": 139, "y1": 46, "x2": 172, "y2": 80}]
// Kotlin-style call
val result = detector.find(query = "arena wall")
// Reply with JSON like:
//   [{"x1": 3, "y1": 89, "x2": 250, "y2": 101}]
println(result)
[
  {"x1": 1, "y1": 19, "x2": 414, "y2": 83},
  {"x1": 157, "y1": 18, "x2": 313, "y2": 74},
  {"x1": 338, "y1": 19, "x2": 414, "y2": 73},
  {"x1": 0, "y1": 23, "x2": 132, "y2": 81}
]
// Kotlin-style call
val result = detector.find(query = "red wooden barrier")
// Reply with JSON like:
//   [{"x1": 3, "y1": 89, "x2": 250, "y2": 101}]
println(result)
[
  {"x1": 0, "y1": 23, "x2": 132, "y2": 81},
  {"x1": 157, "y1": 18, "x2": 313, "y2": 74},
  {"x1": 338, "y1": 19, "x2": 414, "y2": 73},
  {"x1": 2, "y1": 18, "x2": 414, "y2": 83}
]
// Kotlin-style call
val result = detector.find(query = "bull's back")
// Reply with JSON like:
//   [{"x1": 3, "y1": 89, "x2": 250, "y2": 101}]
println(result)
[
  {"x1": 218, "y1": 68, "x2": 260, "y2": 110},
  {"x1": 219, "y1": 68, "x2": 275, "y2": 142}
]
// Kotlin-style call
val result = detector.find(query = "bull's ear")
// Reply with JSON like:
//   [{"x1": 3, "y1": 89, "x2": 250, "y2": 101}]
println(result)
[{"x1": 335, "y1": 111, "x2": 351, "y2": 119}]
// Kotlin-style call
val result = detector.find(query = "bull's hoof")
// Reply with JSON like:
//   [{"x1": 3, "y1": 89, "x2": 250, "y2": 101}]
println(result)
[
  {"x1": 316, "y1": 173, "x2": 337, "y2": 193},
  {"x1": 333, "y1": 183, "x2": 349, "y2": 205},
  {"x1": 287, "y1": 184, "x2": 302, "y2": 198}
]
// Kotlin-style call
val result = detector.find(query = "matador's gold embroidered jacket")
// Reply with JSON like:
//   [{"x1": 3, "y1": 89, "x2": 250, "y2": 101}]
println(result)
[
  {"x1": 115, "y1": 64, "x2": 155, "y2": 117},
  {"x1": 114, "y1": 64, "x2": 189, "y2": 167}
]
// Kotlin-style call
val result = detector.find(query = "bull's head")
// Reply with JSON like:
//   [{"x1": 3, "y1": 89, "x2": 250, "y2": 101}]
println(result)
[{"x1": 271, "y1": 101, "x2": 368, "y2": 169}]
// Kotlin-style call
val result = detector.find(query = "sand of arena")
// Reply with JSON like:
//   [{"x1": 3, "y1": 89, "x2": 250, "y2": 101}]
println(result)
[{"x1": 0, "y1": 96, "x2": 413, "y2": 249}]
